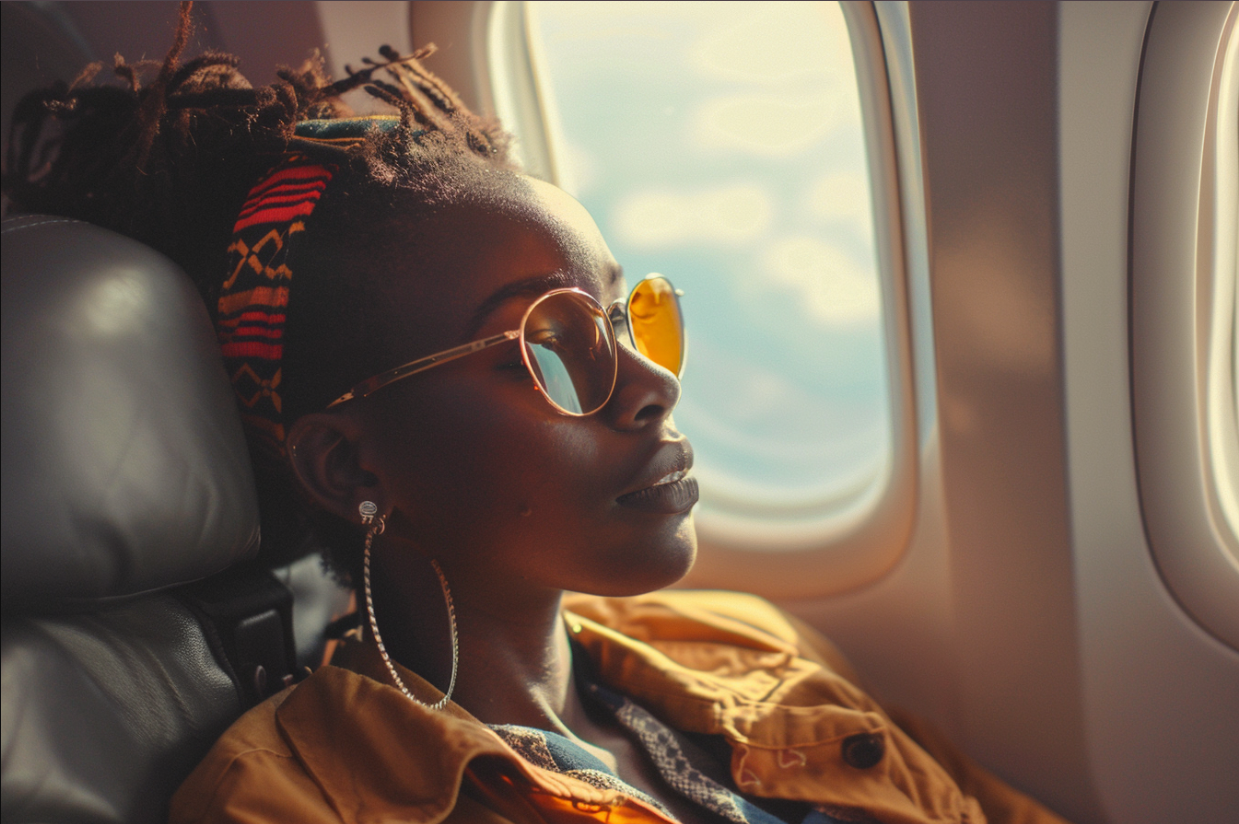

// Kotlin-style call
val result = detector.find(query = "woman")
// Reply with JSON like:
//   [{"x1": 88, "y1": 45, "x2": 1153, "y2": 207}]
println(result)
[{"x1": 4, "y1": 6, "x2": 1071, "y2": 824}]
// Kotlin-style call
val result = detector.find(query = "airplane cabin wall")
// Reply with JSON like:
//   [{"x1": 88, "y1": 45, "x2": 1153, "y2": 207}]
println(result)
[
  {"x1": 1062, "y1": 2, "x2": 1239, "y2": 822},
  {"x1": 791, "y1": 3, "x2": 1239, "y2": 823},
  {"x1": 788, "y1": 3, "x2": 1098, "y2": 820}
]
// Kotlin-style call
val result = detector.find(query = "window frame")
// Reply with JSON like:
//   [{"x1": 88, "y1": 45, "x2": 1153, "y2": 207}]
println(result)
[{"x1": 1130, "y1": 0, "x2": 1239, "y2": 651}]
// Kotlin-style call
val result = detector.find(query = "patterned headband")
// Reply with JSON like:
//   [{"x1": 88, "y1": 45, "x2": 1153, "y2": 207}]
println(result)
[{"x1": 216, "y1": 117, "x2": 402, "y2": 470}]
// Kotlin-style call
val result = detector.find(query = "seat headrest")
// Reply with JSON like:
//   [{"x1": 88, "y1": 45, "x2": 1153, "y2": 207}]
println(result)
[{"x1": 1, "y1": 216, "x2": 260, "y2": 612}]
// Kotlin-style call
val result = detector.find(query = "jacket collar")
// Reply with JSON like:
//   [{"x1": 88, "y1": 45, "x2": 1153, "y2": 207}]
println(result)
[
  {"x1": 276, "y1": 595, "x2": 983, "y2": 824},
  {"x1": 273, "y1": 641, "x2": 679, "y2": 824},
  {"x1": 563, "y1": 596, "x2": 983, "y2": 824}
]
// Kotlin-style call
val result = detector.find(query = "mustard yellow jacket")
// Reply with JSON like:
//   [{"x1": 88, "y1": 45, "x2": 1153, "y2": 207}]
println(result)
[{"x1": 169, "y1": 591, "x2": 1071, "y2": 824}]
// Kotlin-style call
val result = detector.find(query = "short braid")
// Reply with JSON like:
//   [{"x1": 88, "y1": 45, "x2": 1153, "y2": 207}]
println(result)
[{"x1": 3, "y1": 0, "x2": 512, "y2": 296}]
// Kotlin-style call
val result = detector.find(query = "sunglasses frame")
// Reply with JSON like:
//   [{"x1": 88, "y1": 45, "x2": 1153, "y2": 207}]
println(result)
[{"x1": 325, "y1": 275, "x2": 684, "y2": 414}]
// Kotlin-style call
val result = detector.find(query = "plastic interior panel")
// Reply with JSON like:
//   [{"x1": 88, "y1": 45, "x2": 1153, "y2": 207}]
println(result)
[
  {"x1": 1129, "y1": 0, "x2": 1239, "y2": 652},
  {"x1": 1064, "y1": 1, "x2": 1239, "y2": 820}
]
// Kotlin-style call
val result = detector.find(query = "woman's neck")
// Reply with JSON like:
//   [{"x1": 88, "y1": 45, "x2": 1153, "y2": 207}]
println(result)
[
  {"x1": 371, "y1": 558, "x2": 707, "y2": 809},
  {"x1": 452, "y1": 597, "x2": 583, "y2": 731},
  {"x1": 371, "y1": 555, "x2": 592, "y2": 735}
]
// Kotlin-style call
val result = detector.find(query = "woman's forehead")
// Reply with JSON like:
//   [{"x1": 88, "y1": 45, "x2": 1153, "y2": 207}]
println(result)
[{"x1": 386, "y1": 179, "x2": 623, "y2": 342}]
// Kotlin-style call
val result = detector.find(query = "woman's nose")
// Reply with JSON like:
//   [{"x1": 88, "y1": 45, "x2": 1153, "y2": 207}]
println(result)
[{"x1": 604, "y1": 342, "x2": 681, "y2": 430}]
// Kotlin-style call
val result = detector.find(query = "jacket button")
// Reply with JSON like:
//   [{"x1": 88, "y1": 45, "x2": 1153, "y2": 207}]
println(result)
[{"x1": 841, "y1": 733, "x2": 885, "y2": 769}]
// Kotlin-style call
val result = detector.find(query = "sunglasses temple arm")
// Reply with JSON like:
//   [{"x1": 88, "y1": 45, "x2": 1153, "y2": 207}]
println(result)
[
  {"x1": 607, "y1": 302, "x2": 637, "y2": 350},
  {"x1": 326, "y1": 330, "x2": 520, "y2": 408}
]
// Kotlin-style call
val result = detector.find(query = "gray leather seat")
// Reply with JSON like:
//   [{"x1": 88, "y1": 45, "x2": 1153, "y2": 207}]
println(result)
[{"x1": 1, "y1": 216, "x2": 263, "y2": 823}]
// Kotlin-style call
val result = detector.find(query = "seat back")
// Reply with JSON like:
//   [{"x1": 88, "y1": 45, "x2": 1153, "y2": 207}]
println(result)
[
  {"x1": 1, "y1": 216, "x2": 266, "y2": 823},
  {"x1": 3, "y1": 599, "x2": 244, "y2": 822}
]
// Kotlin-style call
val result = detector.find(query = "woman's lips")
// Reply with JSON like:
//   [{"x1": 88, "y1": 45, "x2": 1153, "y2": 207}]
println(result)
[{"x1": 616, "y1": 470, "x2": 699, "y2": 514}]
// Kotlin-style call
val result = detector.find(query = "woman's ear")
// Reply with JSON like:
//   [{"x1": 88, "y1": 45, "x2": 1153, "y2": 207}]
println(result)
[{"x1": 285, "y1": 413, "x2": 381, "y2": 521}]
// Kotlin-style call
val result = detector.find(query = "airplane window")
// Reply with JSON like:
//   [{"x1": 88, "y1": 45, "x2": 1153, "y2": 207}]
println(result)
[
  {"x1": 525, "y1": 0, "x2": 890, "y2": 530},
  {"x1": 1207, "y1": 14, "x2": 1239, "y2": 555}
]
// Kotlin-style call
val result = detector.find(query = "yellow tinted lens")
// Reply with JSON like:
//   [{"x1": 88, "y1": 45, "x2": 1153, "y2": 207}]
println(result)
[
  {"x1": 628, "y1": 276, "x2": 683, "y2": 376},
  {"x1": 523, "y1": 291, "x2": 617, "y2": 415}
]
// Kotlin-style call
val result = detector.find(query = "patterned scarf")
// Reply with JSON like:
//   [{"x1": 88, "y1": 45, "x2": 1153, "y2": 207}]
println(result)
[{"x1": 216, "y1": 116, "x2": 401, "y2": 467}]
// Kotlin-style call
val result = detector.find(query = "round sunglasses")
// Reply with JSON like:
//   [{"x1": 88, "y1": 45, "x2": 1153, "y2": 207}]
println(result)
[{"x1": 326, "y1": 275, "x2": 685, "y2": 415}]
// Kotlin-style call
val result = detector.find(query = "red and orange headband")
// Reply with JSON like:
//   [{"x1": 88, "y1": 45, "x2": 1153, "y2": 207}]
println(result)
[{"x1": 215, "y1": 117, "x2": 402, "y2": 467}]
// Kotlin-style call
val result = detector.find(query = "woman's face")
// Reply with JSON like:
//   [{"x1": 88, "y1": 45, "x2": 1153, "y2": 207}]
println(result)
[{"x1": 352, "y1": 176, "x2": 697, "y2": 606}]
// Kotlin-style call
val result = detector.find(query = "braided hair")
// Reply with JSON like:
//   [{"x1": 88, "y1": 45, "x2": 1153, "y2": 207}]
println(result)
[{"x1": 3, "y1": 1, "x2": 521, "y2": 580}]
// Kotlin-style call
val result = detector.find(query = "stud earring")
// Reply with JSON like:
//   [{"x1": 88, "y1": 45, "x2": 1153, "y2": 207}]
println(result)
[{"x1": 359, "y1": 502, "x2": 458, "y2": 711}]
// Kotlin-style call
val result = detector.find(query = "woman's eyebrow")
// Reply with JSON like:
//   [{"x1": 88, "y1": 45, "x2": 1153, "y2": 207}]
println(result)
[{"x1": 462, "y1": 272, "x2": 577, "y2": 341}]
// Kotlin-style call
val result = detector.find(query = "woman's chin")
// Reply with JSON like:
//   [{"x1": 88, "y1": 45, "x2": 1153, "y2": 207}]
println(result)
[{"x1": 586, "y1": 520, "x2": 698, "y2": 597}]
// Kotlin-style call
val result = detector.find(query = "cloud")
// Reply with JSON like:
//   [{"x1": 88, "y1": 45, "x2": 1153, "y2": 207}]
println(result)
[
  {"x1": 760, "y1": 236, "x2": 880, "y2": 325},
  {"x1": 531, "y1": 0, "x2": 709, "y2": 28},
  {"x1": 693, "y1": 94, "x2": 839, "y2": 157},
  {"x1": 807, "y1": 171, "x2": 873, "y2": 229},
  {"x1": 611, "y1": 184, "x2": 773, "y2": 248},
  {"x1": 552, "y1": 140, "x2": 598, "y2": 198},
  {"x1": 688, "y1": 1, "x2": 852, "y2": 83}
]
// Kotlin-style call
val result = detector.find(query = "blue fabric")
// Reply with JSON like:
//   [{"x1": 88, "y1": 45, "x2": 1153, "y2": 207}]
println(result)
[
  {"x1": 289, "y1": 117, "x2": 423, "y2": 155},
  {"x1": 293, "y1": 116, "x2": 402, "y2": 139}
]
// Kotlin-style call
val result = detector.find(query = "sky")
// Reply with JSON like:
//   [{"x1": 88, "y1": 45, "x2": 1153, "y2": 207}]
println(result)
[{"x1": 530, "y1": 1, "x2": 890, "y2": 518}]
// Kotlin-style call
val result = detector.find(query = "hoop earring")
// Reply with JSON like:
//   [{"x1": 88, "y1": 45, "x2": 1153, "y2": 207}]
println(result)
[{"x1": 360, "y1": 503, "x2": 458, "y2": 710}]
